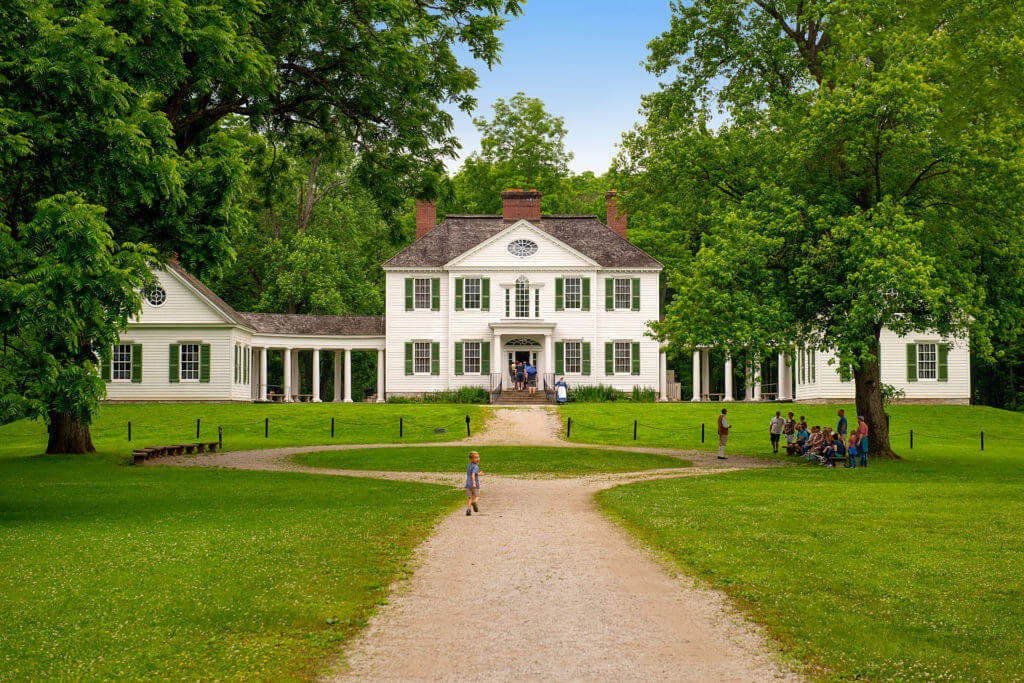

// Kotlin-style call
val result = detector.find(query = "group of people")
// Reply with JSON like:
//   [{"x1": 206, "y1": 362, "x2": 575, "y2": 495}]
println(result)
[
  {"x1": 770, "y1": 408, "x2": 870, "y2": 467},
  {"x1": 509, "y1": 360, "x2": 538, "y2": 394}
]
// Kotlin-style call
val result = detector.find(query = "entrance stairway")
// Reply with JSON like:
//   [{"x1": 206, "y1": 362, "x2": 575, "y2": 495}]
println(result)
[{"x1": 492, "y1": 389, "x2": 553, "y2": 406}]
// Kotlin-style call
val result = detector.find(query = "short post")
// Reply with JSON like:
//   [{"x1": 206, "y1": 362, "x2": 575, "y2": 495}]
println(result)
[
  {"x1": 196, "y1": 418, "x2": 200, "y2": 439},
  {"x1": 701, "y1": 423, "x2": 705, "y2": 443},
  {"x1": 265, "y1": 417, "x2": 269, "y2": 438},
  {"x1": 910, "y1": 429, "x2": 913, "y2": 449},
  {"x1": 331, "y1": 417, "x2": 335, "y2": 438},
  {"x1": 218, "y1": 425, "x2": 223, "y2": 449},
  {"x1": 466, "y1": 414, "x2": 471, "y2": 437},
  {"x1": 633, "y1": 420, "x2": 638, "y2": 441},
  {"x1": 981, "y1": 431, "x2": 984, "y2": 451},
  {"x1": 567, "y1": 417, "x2": 572, "y2": 439},
  {"x1": 399, "y1": 417, "x2": 403, "y2": 438},
  {"x1": 128, "y1": 421, "x2": 132, "y2": 442}
]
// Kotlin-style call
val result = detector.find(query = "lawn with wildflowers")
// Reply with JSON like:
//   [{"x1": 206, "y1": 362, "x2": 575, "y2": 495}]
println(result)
[
  {"x1": 597, "y1": 406, "x2": 1024, "y2": 680},
  {"x1": 0, "y1": 453, "x2": 459, "y2": 679}
]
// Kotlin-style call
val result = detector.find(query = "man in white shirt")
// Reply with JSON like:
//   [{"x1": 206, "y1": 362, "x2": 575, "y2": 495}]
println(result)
[
  {"x1": 717, "y1": 408, "x2": 730, "y2": 460},
  {"x1": 769, "y1": 410, "x2": 786, "y2": 454}
]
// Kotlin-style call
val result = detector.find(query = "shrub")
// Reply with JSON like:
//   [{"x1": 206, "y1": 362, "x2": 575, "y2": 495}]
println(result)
[
  {"x1": 630, "y1": 386, "x2": 658, "y2": 402},
  {"x1": 568, "y1": 384, "x2": 626, "y2": 402},
  {"x1": 387, "y1": 387, "x2": 489, "y2": 404}
]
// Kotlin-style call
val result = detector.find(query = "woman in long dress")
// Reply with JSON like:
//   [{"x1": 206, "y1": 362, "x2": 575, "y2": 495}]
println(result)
[{"x1": 555, "y1": 376, "x2": 569, "y2": 403}]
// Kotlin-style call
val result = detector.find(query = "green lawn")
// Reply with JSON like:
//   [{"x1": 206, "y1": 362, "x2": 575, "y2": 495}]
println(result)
[
  {"x1": 0, "y1": 403, "x2": 486, "y2": 461},
  {"x1": 294, "y1": 446, "x2": 691, "y2": 475},
  {"x1": 0, "y1": 453, "x2": 459, "y2": 680},
  {"x1": 596, "y1": 404, "x2": 1024, "y2": 680},
  {"x1": 560, "y1": 402, "x2": 1004, "y2": 458}
]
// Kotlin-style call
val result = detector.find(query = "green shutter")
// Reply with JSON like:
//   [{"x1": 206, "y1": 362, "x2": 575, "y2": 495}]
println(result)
[
  {"x1": 431, "y1": 278, "x2": 440, "y2": 311},
  {"x1": 605, "y1": 278, "x2": 614, "y2": 310},
  {"x1": 455, "y1": 278, "x2": 464, "y2": 311},
  {"x1": 169, "y1": 344, "x2": 179, "y2": 383},
  {"x1": 810, "y1": 352, "x2": 816, "y2": 382},
  {"x1": 938, "y1": 343, "x2": 949, "y2": 382},
  {"x1": 405, "y1": 342, "x2": 413, "y2": 375},
  {"x1": 555, "y1": 342, "x2": 564, "y2": 374},
  {"x1": 404, "y1": 278, "x2": 413, "y2": 311},
  {"x1": 631, "y1": 278, "x2": 640, "y2": 311},
  {"x1": 906, "y1": 344, "x2": 917, "y2": 382},
  {"x1": 200, "y1": 343, "x2": 211, "y2": 383},
  {"x1": 430, "y1": 342, "x2": 440, "y2": 375},
  {"x1": 631, "y1": 342, "x2": 641, "y2": 375},
  {"x1": 581, "y1": 278, "x2": 591, "y2": 311},
  {"x1": 131, "y1": 344, "x2": 142, "y2": 383},
  {"x1": 481, "y1": 278, "x2": 490, "y2": 311},
  {"x1": 505, "y1": 288, "x2": 510, "y2": 317},
  {"x1": 481, "y1": 342, "x2": 490, "y2": 375},
  {"x1": 454, "y1": 342, "x2": 464, "y2": 375},
  {"x1": 244, "y1": 347, "x2": 249, "y2": 384},
  {"x1": 605, "y1": 342, "x2": 614, "y2": 375},
  {"x1": 555, "y1": 278, "x2": 564, "y2": 311},
  {"x1": 582, "y1": 342, "x2": 591, "y2": 375}
]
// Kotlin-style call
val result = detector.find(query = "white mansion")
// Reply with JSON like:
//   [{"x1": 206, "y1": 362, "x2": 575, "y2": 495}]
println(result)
[{"x1": 101, "y1": 189, "x2": 970, "y2": 404}]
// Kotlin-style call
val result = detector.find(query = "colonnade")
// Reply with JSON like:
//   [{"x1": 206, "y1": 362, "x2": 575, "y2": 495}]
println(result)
[
  {"x1": 690, "y1": 348, "x2": 793, "y2": 402},
  {"x1": 256, "y1": 347, "x2": 385, "y2": 402}
]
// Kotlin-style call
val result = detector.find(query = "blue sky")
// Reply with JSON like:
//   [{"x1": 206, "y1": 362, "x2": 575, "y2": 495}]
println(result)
[{"x1": 447, "y1": 0, "x2": 674, "y2": 175}]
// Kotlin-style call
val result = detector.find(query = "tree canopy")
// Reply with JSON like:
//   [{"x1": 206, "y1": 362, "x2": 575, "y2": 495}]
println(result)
[{"x1": 618, "y1": 0, "x2": 1024, "y2": 455}]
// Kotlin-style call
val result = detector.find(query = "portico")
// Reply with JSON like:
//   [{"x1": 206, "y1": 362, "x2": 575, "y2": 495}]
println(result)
[
  {"x1": 248, "y1": 334, "x2": 386, "y2": 403},
  {"x1": 690, "y1": 347, "x2": 794, "y2": 402},
  {"x1": 488, "y1": 321, "x2": 558, "y2": 389}
]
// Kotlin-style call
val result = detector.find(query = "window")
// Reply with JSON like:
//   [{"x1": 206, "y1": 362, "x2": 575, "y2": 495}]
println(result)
[
  {"x1": 143, "y1": 282, "x2": 166, "y2": 306},
  {"x1": 565, "y1": 341, "x2": 582, "y2": 374},
  {"x1": 508, "y1": 239, "x2": 538, "y2": 257},
  {"x1": 515, "y1": 277, "x2": 530, "y2": 318},
  {"x1": 564, "y1": 278, "x2": 581, "y2": 309},
  {"x1": 112, "y1": 344, "x2": 133, "y2": 381},
  {"x1": 464, "y1": 278, "x2": 481, "y2": 309},
  {"x1": 614, "y1": 278, "x2": 631, "y2": 309},
  {"x1": 464, "y1": 341, "x2": 481, "y2": 374},
  {"x1": 414, "y1": 342, "x2": 432, "y2": 374},
  {"x1": 180, "y1": 343, "x2": 200, "y2": 381},
  {"x1": 414, "y1": 278, "x2": 431, "y2": 309},
  {"x1": 614, "y1": 341, "x2": 632, "y2": 374},
  {"x1": 917, "y1": 343, "x2": 937, "y2": 379}
]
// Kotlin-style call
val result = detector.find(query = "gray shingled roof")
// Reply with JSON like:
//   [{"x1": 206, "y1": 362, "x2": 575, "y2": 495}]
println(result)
[
  {"x1": 241, "y1": 313, "x2": 385, "y2": 336},
  {"x1": 383, "y1": 216, "x2": 663, "y2": 269},
  {"x1": 165, "y1": 261, "x2": 384, "y2": 336}
]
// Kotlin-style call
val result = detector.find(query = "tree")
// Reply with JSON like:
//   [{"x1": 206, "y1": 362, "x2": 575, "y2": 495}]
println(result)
[
  {"x1": 1, "y1": 0, "x2": 522, "y2": 452},
  {"x1": 619, "y1": 0, "x2": 1024, "y2": 456}
]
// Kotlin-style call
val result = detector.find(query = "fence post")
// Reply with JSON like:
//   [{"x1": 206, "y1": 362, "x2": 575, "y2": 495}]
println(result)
[
  {"x1": 981, "y1": 431, "x2": 984, "y2": 451},
  {"x1": 633, "y1": 420, "x2": 638, "y2": 441},
  {"x1": 910, "y1": 429, "x2": 913, "y2": 449},
  {"x1": 466, "y1": 414, "x2": 471, "y2": 437},
  {"x1": 567, "y1": 417, "x2": 572, "y2": 439},
  {"x1": 701, "y1": 423, "x2": 705, "y2": 443},
  {"x1": 218, "y1": 426, "x2": 222, "y2": 450},
  {"x1": 399, "y1": 417, "x2": 403, "y2": 438},
  {"x1": 196, "y1": 418, "x2": 200, "y2": 439},
  {"x1": 265, "y1": 417, "x2": 268, "y2": 438},
  {"x1": 128, "y1": 421, "x2": 131, "y2": 442},
  {"x1": 331, "y1": 417, "x2": 335, "y2": 438}
]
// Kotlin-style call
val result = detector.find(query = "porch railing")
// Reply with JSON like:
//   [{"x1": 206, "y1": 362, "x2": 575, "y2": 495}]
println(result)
[
  {"x1": 542, "y1": 372, "x2": 555, "y2": 402},
  {"x1": 489, "y1": 373, "x2": 503, "y2": 403}
]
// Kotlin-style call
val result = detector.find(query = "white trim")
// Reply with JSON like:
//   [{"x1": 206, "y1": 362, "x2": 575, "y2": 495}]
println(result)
[
  {"x1": 160, "y1": 267, "x2": 237, "y2": 325},
  {"x1": 443, "y1": 220, "x2": 602, "y2": 268}
]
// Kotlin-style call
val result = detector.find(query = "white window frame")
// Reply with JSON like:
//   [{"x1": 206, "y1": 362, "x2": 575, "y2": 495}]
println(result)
[
  {"x1": 515, "y1": 277, "x2": 530, "y2": 318},
  {"x1": 463, "y1": 277, "x2": 481, "y2": 310},
  {"x1": 564, "y1": 341, "x2": 582, "y2": 374},
  {"x1": 413, "y1": 341, "x2": 432, "y2": 375},
  {"x1": 564, "y1": 277, "x2": 582, "y2": 310},
  {"x1": 463, "y1": 341, "x2": 481, "y2": 374},
  {"x1": 614, "y1": 278, "x2": 631, "y2": 310},
  {"x1": 614, "y1": 341, "x2": 632, "y2": 374},
  {"x1": 917, "y1": 342, "x2": 938, "y2": 380},
  {"x1": 180, "y1": 343, "x2": 201, "y2": 382},
  {"x1": 111, "y1": 343, "x2": 133, "y2": 382},
  {"x1": 413, "y1": 278, "x2": 432, "y2": 310}
]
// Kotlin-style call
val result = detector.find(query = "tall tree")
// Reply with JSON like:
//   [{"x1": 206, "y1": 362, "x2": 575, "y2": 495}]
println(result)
[
  {"x1": 619, "y1": 0, "x2": 1024, "y2": 456},
  {"x1": 1, "y1": 0, "x2": 523, "y2": 452}
]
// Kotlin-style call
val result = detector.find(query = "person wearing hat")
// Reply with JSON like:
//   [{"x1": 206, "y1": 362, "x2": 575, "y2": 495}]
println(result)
[{"x1": 717, "y1": 408, "x2": 730, "y2": 460}]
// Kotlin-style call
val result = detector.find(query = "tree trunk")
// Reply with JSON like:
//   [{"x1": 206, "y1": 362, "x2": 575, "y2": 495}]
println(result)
[
  {"x1": 46, "y1": 410, "x2": 95, "y2": 454},
  {"x1": 853, "y1": 336, "x2": 899, "y2": 459}
]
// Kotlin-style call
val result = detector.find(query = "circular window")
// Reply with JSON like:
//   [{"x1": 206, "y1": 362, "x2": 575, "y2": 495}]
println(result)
[
  {"x1": 143, "y1": 283, "x2": 166, "y2": 307},
  {"x1": 508, "y1": 239, "x2": 538, "y2": 257}
]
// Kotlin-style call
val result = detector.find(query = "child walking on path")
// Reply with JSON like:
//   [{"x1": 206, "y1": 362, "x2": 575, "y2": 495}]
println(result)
[{"x1": 465, "y1": 451, "x2": 480, "y2": 516}]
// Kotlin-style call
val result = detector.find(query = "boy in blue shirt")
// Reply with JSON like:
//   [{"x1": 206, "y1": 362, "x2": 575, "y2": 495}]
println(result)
[{"x1": 465, "y1": 451, "x2": 480, "y2": 515}]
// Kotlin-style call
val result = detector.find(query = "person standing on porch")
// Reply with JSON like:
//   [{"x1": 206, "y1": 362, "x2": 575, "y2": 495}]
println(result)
[
  {"x1": 769, "y1": 411, "x2": 785, "y2": 455},
  {"x1": 525, "y1": 362, "x2": 537, "y2": 394},
  {"x1": 717, "y1": 408, "x2": 730, "y2": 460}
]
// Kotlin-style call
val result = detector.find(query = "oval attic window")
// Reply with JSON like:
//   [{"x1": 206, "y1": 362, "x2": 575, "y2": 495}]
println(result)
[
  {"x1": 144, "y1": 283, "x2": 167, "y2": 306},
  {"x1": 507, "y1": 239, "x2": 538, "y2": 258}
]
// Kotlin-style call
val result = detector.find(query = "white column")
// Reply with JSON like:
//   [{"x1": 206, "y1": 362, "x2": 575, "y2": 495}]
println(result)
[
  {"x1": 312, "y1": 349, "x2": 321, "y2": 402},
  {"x1": 691, "y1": 349, "x2": 701, "y2": 401},
  {"x1": 343, "y1": 349, "x2": 353, "y2": 403},
  {"x1": 333, "y1": 350, "x2": 342, "y2": 402},
  {"x1": 544, "y1": 335, "x2": 554, "y2": 376},
  {"x1": 282, "y1": 348, "x2": 292, "y2": 402},
  {"x1": 291, "y1": 348, "x2": 301, "y2": 396},
  {"x1": 376, "y1": 349, "x2": 385, "y2": 402},
  {"x1": 724, "y1": 354, "x2": 734, "y2": 401},
  {"x1": 659, "y1": 350, "x2": 668, "y2": 401},
  {"x1": 745, "y1": 350, "x2": 754, "y2": 401},
  {"x1": 493, "y1": 333, "x2": 502, "y2": 387},
  {"x1": 259, "y1": 347, "x2": 268, "y2": 401},
  {"x1": 701, "y1": 348, "x2": 711, "y2": 399},
  {"x1": 753, "y1": 355, "x2": 762, "y2": 401},
  {"x1": 777, "y1": 352, "x2": 787, "y2": 400}
]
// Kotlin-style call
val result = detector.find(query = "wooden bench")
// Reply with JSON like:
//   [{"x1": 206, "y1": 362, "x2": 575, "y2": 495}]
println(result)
[
  {"x1": 824, "y1": 451, "x2": 849, "y2": 468},
  {"x1": 761, "y1": 392, "x2": 778, "y2": 401},
  {"x1": 132, "y1": 441, "x2": 220, "y2": 465},
  {"x1": 266, "y1": 392, "x2": 284, "y2": 402},
  {"x1": 701, "y1": 393, "x2": 727, "y2": 401}
]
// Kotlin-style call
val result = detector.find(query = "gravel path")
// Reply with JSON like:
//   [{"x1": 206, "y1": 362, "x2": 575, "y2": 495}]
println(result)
[{"x1": 147, "y1": 408, "x2": 798, "y2": 681}]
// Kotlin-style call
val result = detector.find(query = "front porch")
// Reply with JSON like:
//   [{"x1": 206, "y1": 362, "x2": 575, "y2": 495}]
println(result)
[{"x1": 689, "y1": 347, "x2": 793, "y2": 402}]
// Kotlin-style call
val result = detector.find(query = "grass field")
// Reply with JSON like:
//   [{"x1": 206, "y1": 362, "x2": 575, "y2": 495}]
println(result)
[
  {"x1": 0, "y1": 452, "x2": 459, "y2": 680},
  {"x1": 0, "y1": 403, "x2": 486, "y2": 461},
  {"x1": 559, "y1": 402, "x2": 1006, "y2": 458},
  {"x1": 596, "y1": 404, "x2": 1024, "y2": 680},
  {"x1": 294, "y1": 446, "x2": 690, "y2": 475}
]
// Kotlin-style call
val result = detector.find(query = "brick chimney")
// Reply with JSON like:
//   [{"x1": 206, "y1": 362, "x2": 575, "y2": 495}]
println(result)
[
  {"x1": 501, "y1": 189, "x2": 542, "y2": 223},
  {"x1": 415, "y1": 199, "x2": 437, "y2": 239},
  {"x1": 606, "y1": 190, "x2": 627, "y2": 239}
]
